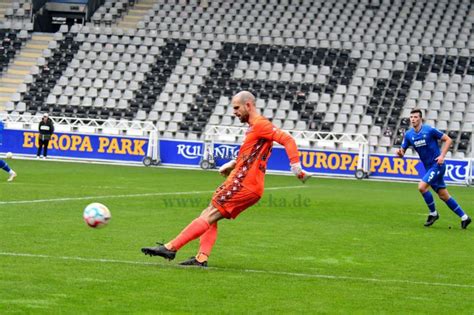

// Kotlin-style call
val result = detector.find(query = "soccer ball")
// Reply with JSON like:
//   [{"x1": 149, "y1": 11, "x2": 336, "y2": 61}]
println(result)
[
  {"x1": 5, "y1": 152, "x2": 12, "y2": 159},
  {"x1": 83, "y1": 203, "x2": 111, "y2": 228}
]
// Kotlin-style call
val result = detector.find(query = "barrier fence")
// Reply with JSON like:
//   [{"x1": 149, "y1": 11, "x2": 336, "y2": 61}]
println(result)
[{"x1": 0, "y1": 127, "x2": 471, "y2": 185}]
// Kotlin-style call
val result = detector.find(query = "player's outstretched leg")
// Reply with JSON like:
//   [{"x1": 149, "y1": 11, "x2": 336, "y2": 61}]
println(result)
[{"x1": 141, "y1": 242, "x2": 177, "y2": 260}]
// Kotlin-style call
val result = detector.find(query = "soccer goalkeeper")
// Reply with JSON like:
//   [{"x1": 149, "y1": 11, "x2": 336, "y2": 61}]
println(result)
[{"x1": 142, "y1": 91, "x2": 311, "y2": 266}]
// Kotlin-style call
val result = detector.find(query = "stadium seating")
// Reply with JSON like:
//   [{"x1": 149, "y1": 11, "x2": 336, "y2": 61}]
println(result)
[
  {"x1": 91, "y1": 0, "x2": 134, "y2": 27},
  {"x1": 0, "y1": 29, "x2": 28, "y2": 74},
  {"x1": 0, "y1": 0, "x2": 33, "y2": 31},
  {"x1": 4, "y1": 0, "x2": 473, "y2": 156},
  {"x1": 0, "y1": 0, "x2": 33, "y2": 76},
  {"x1": 21, "y1": 32, "x2": 81, "y2": 117}
]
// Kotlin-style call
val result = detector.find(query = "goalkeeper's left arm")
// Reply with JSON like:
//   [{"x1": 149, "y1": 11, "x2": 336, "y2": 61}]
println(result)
[
  {"x1": 273, "y1": 130, "x2": 312, "y2": 183},
  {"x1": 218, "y1": 159, "x2": 236, "y2": 177}
]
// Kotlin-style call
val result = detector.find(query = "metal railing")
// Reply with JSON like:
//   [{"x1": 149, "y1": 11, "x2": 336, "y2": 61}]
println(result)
[
  {"x1": 202, "y1": 125, "x2": 370, "y2": 177},
  {"x1": 1, "y1": 113, "x2": 156, "y2": 137}
]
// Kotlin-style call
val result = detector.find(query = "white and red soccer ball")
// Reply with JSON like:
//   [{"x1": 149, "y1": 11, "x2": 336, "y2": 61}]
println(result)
[{"x1": 83, "y1": 203, "x2": 111, "y2": 228}]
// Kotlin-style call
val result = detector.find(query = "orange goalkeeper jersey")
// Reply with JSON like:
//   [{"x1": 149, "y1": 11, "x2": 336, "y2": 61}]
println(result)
[{"x1": 223, "y1": 115, "x2": 301, "y2": 196}]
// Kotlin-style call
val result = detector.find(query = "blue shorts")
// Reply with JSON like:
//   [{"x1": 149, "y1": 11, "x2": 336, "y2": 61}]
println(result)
[{"x1": 422, "y1": 164, "x2": 447, "y2": 192}]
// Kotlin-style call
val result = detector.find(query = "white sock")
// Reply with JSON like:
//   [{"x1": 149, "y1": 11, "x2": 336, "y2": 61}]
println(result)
[
  {"x1": 461, "y1": 214, "x2": 469, "y2": 221},
  {"x1": 9, "y1": 170, "x2": 15, "y2": 175},
  {"x1": 430, "y1": 211, "x2": 438, "y2": 216}
]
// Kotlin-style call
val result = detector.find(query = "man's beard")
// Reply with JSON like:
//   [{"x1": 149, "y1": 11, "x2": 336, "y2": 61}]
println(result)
[{"x1": 239, "y1": 113, "x2": 249, "y2": 123}]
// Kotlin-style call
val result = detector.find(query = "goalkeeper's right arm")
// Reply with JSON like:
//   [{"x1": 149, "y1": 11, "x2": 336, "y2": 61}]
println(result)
[
  {"x1": 273, "y1": 129, "x2": 312, "y2": 183},
  {"x1": 290, "y1": 162, "x2": 312, "y2": 183},
  {"x1": 218, "y1": 159, "x2": 236, "y2": 177}
]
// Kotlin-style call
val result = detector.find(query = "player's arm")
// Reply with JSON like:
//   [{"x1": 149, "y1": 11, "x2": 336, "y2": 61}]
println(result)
[
  {"x1": 396, "y1": 147, "x2": 405, "y2": 158},
  {"x1": 218, "y1": 159, "x2": 236, "y2": 177},
  {"x1": 396, "y1": 133, "x2": 409, "y2": 158},
  {"x1": 271, "y1": 127, "x2": 311, "y2": 183},
  {"x1": 436, "y1": 134, "x2": 452, "y2": 165}
]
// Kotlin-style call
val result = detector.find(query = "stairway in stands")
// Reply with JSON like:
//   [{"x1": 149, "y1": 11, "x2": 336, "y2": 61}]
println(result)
[
  {"x1": 116, "y1": 0, "x2": 155, "y2": 29},
  {"x1": 0, "y1": 33, "x2": 53, "y2": 110}
]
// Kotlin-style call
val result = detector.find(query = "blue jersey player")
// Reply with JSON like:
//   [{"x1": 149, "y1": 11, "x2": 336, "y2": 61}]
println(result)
[
  {"x1": 0, "y1": 121, "x2": 16, "y2": 182},
  {"x1": 0, "y1": 159, "x2": 16, "y2": 182},
  {"x1": 396, "y1": 109, "x2": 471, "y2": 229}
]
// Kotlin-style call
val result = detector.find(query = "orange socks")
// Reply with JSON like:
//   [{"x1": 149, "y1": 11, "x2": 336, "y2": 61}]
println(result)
[
  {"x1": 168, "y1": 217, "x2": 210, "y2": 251},
  {"x1": 197, "y1": 223, "x2": 218, "y2": 260},
  {"x1": 166, "y1": 218, "x2": 218, "y2": 263}
]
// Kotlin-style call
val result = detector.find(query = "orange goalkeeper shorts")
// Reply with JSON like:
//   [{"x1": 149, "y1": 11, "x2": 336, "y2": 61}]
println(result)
[{"x1": 211, "y1": 184, "x2": 261, "y2": 219}]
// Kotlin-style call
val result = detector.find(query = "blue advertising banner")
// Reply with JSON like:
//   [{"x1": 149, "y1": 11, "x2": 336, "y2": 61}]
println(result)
[
  {"x1": 0, "y1": 128, "x2": 470, "y2": 183},
  {"x1": 0, "y1": 129, "x2": 149, "y2": 162},
  {"x1": 159, "y1": 139, "x2": 203, "y2": 166},
  {"x1": 159, "y1": 140, "x2": 241, "y2": 167},
  {"x1": 164, "y1": 139, "x2": 470, "y2": 184}
]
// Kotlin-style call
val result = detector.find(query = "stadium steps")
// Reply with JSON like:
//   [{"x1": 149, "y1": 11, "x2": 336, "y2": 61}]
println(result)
[
  {"x1": 116, "y1": 0, "x2": 155, "y2": 29},
  {"x1": 0, "y1": 33, "x2": 53, "y2": 110}
]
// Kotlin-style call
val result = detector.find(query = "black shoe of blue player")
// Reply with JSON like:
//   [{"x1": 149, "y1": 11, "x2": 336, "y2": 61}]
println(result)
[
  {"x1": 424, "y1": 214, "x2": 439, "y2": 227},
  {"x1": 461, "y1": 217, "x2": 471, "y2": 230}
]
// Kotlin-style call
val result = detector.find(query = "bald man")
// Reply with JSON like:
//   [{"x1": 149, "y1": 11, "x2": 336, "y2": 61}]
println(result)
[{"x1": 142, "y1": 91, "x2": 311, "y2": 266}]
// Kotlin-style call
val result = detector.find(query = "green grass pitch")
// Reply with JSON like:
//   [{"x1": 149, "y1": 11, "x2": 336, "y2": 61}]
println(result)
[{"x1": 1, "y1": 159, "x2": 473, "y2": 313}]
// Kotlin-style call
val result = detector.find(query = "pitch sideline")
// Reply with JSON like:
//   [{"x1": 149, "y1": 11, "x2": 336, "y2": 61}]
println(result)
[{"x1": 0, "y1": 251, "x2": 472, "y2": 289}]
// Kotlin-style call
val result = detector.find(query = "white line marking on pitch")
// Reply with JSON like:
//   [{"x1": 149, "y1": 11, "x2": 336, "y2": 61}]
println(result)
[
  {"x1": 0, "y1": 186, "x2": 308, "y2": 205},
  {"x1": 1, "y1": 252, "x2": 472, "y2": 289}
]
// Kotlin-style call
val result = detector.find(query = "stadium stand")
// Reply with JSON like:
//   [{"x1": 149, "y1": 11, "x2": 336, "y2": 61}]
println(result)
[
  {"x1": 91, "y1": 0, "x2": 132, "y2": 27},
  {"x1": 0, "y1": 0, "x2": 33, "y2": 30},
  {"x1": 1, "y1": 0, "x2": 473, "y2": 156},
  {"x1": 0, "y1": 30, "x2": 26, "y2": 72},
  {"x1": 0, "y1": 0, "x2": 35, "y2": 109}
]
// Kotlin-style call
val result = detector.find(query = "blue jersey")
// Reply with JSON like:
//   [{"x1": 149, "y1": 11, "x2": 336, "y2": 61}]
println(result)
[{"x1": 401, "y1": 124, "x2": 444, "y2": 169}]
